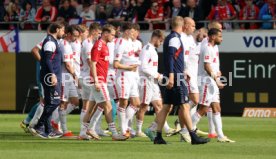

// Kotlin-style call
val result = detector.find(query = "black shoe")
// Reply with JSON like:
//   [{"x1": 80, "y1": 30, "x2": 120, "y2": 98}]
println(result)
[
  {"x1": 190, "y1": 131, "x2": 210, "y2": 145},
  {"x1": 154, "y1": 137, "x2": 167, "y2": 144}
]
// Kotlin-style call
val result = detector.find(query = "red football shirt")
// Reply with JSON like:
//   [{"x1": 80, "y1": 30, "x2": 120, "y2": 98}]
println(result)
[
  {"x1": 91, "y1": 39, "x2": 109, "y2": 83},
  {"x1": 207, "y1": 3, "x2": 236, "y2": 20}
]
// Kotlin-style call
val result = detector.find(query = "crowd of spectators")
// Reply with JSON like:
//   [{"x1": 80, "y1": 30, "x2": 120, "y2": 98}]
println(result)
[{"x1": 0, "y1": 0, "x2": 275, "y2": 30}]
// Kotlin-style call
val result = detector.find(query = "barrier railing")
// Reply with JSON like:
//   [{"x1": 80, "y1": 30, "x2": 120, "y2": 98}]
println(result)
[{"x1": 1, "y1": 19, "x2": 276, "y2": 30}]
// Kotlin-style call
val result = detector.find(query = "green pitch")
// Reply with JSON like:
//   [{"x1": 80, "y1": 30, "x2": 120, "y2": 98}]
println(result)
[{"x1": 0, "y1": 114, "x2": 276, "y2": 159}]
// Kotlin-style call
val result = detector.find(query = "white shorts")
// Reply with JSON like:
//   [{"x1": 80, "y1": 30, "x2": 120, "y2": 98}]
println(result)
[
  {"x1": 199, "y1": 78, "x2": 220, "y2": 106},
  {"x1": 116, "y1": 72, "x2": 139, "y2": 99},
  {"x1": 139, "y1": 78, "x2": 161, "y2": 105},
  {"x1": 80, "y1": 78, "x2": 92, "y2": 100},
  {"x1": 107, "y1": 73, "x2": 119, "y2": 99},
  {"x1": 89, "y1": 83, "x2": 110, "y2": 103},
  {"x1": 61, "y1": 81, "x2": 78, "y2": 102},
  {"x1": 186, "y1": 76, "x2": 199, "y2": 94}
]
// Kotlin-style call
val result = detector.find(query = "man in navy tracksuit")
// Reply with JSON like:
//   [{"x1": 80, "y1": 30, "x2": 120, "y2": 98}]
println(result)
[
  {"x1": 30, "y1": 22, "x2": 65, "y2": 138},
  {"x1": 153, "y1": 16, "x2": 209, "y2": 145}
]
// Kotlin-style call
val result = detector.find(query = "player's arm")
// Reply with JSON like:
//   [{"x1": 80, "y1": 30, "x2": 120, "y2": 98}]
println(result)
[
  {"x1": 65, "y1": 62, "x2": 76, "y2": 78},
  {"x1": 203, "y1": 49, "x2": 224, "y2": 89},
  {"x1": 140, "y1": 48, "x2": 160, "y2": 79},
  {"x1": 31, "y1": 46, "x2": 41, "y2": 61},
  {"x1": 166, "y1": 37, "x2": 181, "y2": 89},
  {"x1": 113, "y1": 44, "x2": 137, "y2": 71},
  {"x1": 44, "y1": 41, "x2": 57, "y2": 85},
  {"x1": 64, "y1": 45, "x2": 77, "y2": 79}
]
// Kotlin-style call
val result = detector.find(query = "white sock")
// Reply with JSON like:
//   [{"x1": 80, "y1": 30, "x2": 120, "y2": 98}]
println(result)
[
  {"x1": 207, "y1": 108, "x2": 216, "y2": 134},
  {"x1": 79, "y1": 122, "x2": 89, "y2": 136},
  {"x1": 149, "y1": 121, "x2": 157, "y2": 131},
  {"x1": 126, "y1": 105, "x2": 138, "y2": 127},
  {"x1": 88, "y1": 107, "x2": 103, "y2": 131},
  {"x1": 108, "y1": 122, "x2": 118, "y2": 135},
  {"x1": 59, "y1": 109, "x2": 68, "y2": 133},
  {"x1": 180, "y1": 127, "x2": 189, "y2": 134},
  {"x1": 117, "y1": 107, "x2": 126, "y2": 134},
  {"x1": 212, "y1": 112, "x2": 224, "y2": 139},
  {"x1": 163, "y1": 121, "x2": 170, "y2": 133},
  {"x1": 191, "y1": 112, "x2": 201, "y2": 130},
  {"x1": 136, "y1": 120, "x2": 143, "y2": 133},
  {"x1": 95, "y1": 113, "x2": 103, "y2": 131},
  {"x1": 51, "y1": 107, "x2": 59, "y2": 124},
  {"x1": 66, "y1": 103, "x2": 75, "y2": 114},
  {"x1": 80, "y1": 109, "x2": 86, "y2": 124},
  {"x1": 128, "y1": 117, "x2": 133, "y2": 131},
  {"x1": 29, "y1": 103, "x2": 44, "y2": 128},
  {"x1": 190, "y1": 101, "x2": 198, "y2": 117}
]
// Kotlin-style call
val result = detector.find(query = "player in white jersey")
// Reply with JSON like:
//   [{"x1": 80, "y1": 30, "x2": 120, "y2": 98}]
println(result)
[
  {"x1": 58, "y1": 25, "x2": 80, "y2": 137},
  {"x1": 195, "y1": 21, "x2": 223, "y2": 139},
  {"x1": 79, "y1": 23, "x2": 103, "y2": 140},
  {"x1": 132, "y1": 30, "x2": 163, "y2": 139},
  {"x1": 113, "y1": 22, "x2": 140, "y2": 138},
  {"x1": 178, "y1": 18, "x2": 207, "y2": 142},
  {"x1": 126, "y1": 23, "x2": 143, "y2": 136},
  {"x1": 179, "y1": 20, "x2": 210, "y2": 142},
  {"x1": 197, "y1": 28, "x2": 235, "y2": 143}
]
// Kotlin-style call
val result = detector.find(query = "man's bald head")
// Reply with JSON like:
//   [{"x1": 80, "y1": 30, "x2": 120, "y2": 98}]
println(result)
[{"x1": 183, "y1": 17, "x2": 196, "y2": 35}]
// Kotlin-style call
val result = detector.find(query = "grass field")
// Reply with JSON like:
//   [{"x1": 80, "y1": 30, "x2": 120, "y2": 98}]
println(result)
[{"x1": 0, "y1": 114, "x2": 276, "y2": 159}]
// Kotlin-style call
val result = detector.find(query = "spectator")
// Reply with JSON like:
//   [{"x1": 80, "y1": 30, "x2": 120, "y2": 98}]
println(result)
[
  {"x1": 179, "y1": 0, "x2": 204, "y2": 29},
  {"x1": 107, "y1": 0, "x2": 128, "y2": 25},
  {"x1": 170, "y1": 0, "x2": 184, "y2": 18},
  {"x1": 56, "y1": 0, "x2": 78, "y2": 22},
  {"x1": 198, "y1": 0, "x2": 217, "y2": 19},
  {"x1": 239, "y1": 0, "x2": 259, "y2": 29},
  {"x1": 0, "y1": 0, "x2": 6, "y2": 22},
  {"x1": 130, "y1": 0, "x2": 150, "y2": 30},
  {"x1": 258, "y1": 0, "x2": 275, "y2": 29},
  {"x1": 80, "y1": 2, "x2": 95, "y2": 21},
  {"x1": 95, "y1": 0, "x2": 113, "y2": 20},
  {"x1": 19, "y1": 1, "x2": 36, "y2": 29},
  {"x1": 4, "y1": 2, "x2": 20, "y2": 29},
  {"x1": 71, "y1": 0, "x2": 83, "y2": 16},
  {"x1": 207, "y1": 0, "x2": 237, "y2": 29},
  {"x1": 254, "y1": 0, "x2": 266, "y2": 9},
  {"x1": 35, "y1": 0, "x2": 57, "y2": 30},
  {"x1": 144, "y1": 2, "x2": 165, "y2": 30}
]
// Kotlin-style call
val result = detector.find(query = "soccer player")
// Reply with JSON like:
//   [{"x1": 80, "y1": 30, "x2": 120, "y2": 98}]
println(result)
[
  {"x1": 29, "y1": 22, "x2": 65, "y2": 138},
  {"x1": 106, "y1": 24, "x2": 121, "y2": 123},
  {"x1": 58, "y1": 25, "x2": 81, "y2": 137},
  {"x1": 198, "y1": 21, "x2": 222, "y2": 138},
  {"x1": 197, "y1": 28, "x2": 235, "y2": 143},
  {"x1": 113, "y1": 22, "x2": 140, "y2": 137},
  {"x1": 79, "y1": 23, "x2": 102, "y2": 139},
  {"x1": 20, "y1": 38, "x2": 45, "y2": 133},
  {"x1": 178, "y1": 18, "x2": 209, "y2": 142},
  {"x1": 86, "y1": 24, "x2": 127, "y2": 141},
  {"x1": 135, "y1": 29, "x2": 164, "y2": 138},
  {"x1": 153, "y1": 16, "x2": 209, "y2": 145}
]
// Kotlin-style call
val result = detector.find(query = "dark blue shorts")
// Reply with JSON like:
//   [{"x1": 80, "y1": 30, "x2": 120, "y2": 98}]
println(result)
[
  {"x1": 42, "y1": 82, "x2": 61, "y2": 107},
  {"x1": 162, "y1": 82, "x2": 189, "y2": 106}
]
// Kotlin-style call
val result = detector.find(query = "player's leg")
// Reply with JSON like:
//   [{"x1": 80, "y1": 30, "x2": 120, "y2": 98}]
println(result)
[
  {"x1": 20, "y1": 102, "x2": 40, "y2": 132},
  {"x1": 116, "y1": 74, "x2": 131, "y2": 136},
  {"x1": 32, "y1": 84, "x2": 61, "y2": 138},
  {"x1": 29, "y1": 101, "x2": 44, "y2": 128},
  {"x1": 154, "y1": 104, "x2": 172, "y2": 144},
  {"x1": 211, "y1": 102, "x2": 235, "y2": 143},
  {"x1": 178, "y1": 83, "x2": 209, "y2": 145},
  {"x1": 125, "y1": 80, "x2": 140, "y2": 133}
]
